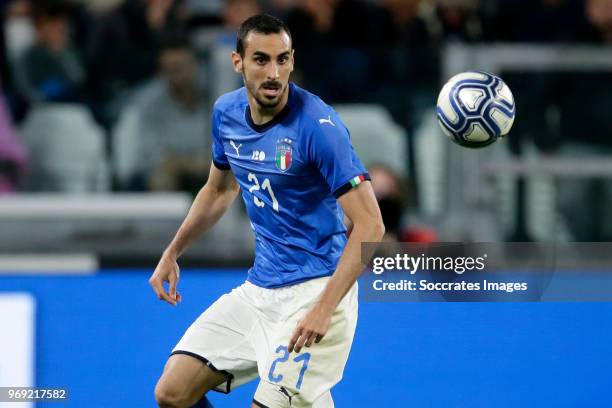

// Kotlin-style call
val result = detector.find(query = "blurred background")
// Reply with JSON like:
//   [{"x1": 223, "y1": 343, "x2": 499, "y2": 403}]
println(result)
[
  {"x1": 1, "y1": 0, "x2": 612, "y2": 407},
  {"x1": 2, "y1": 0, "x2": 612, "y2": 265}
]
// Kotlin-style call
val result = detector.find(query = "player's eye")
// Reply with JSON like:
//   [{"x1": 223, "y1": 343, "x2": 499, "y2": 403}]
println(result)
[
  {"x1": 254, "y1": 57, "x2": 267, "y2": 65},
  {"x1": 278, "y1": 55, "x2": 289, "y2": 64}
]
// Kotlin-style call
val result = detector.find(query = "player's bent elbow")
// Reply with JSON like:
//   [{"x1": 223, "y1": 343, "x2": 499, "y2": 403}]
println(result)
[
  {"x1": 355, "y1": 216, "x2": 385, "y2": 241},
  {"x1": 372, "y1": 218, "x2": 386, "y2": 241}
]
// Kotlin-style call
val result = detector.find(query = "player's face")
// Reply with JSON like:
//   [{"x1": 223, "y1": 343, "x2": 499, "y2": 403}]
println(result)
[{"x1": 232, "y1": 31, "x2": 294, "y2": 109}]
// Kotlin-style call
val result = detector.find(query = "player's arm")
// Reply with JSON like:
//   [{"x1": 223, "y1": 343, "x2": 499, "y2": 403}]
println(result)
[
  {"x1": 149, "y1": 164, "x2": 240, "y2": 305},
  {"x1": 289, "y1": 181, "x2": 384, "y2": 352}
]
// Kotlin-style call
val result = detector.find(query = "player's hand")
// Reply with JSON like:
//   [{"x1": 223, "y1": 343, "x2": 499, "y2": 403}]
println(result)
[
  {"x1": 149, "y1": 253, "x2": 182, "y2": 306},
  {"x1": 288, "y1": 302, "x2": 335, "y2": 353}
]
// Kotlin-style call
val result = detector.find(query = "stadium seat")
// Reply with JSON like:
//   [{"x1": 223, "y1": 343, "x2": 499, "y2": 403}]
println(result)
[
  {"x1": 112, "y1": 105, "x2": 141, "y2": 190},
  {"x1": 412, "y1": 109, "x2": 445, "y2": 219},
  {"x1": 333, "y1": 104, "x2": 408, "y2": 177},
  {"x1": 21, "y1": 103, "x2": 109, "y2": 192},
  {"x1": 112, "y1": 80, "x2": 168, "y2": 190}
]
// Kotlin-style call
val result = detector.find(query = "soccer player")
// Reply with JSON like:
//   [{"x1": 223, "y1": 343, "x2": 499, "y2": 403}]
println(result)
[{"x1": 149, "y1": 14, "x2": 385, "y2": 408}]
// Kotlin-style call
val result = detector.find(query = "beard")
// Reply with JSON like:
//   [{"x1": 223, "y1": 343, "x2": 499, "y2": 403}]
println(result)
[{"x1": 243, "y1": 73, "x2": 286, "y2": 109}]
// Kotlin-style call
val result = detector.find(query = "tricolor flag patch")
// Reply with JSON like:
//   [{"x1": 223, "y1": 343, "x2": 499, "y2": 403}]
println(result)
[
  {"x1": 350, "y1": 174, "x2": 366, "y2": 187},
  {"x1": 333, "y1": 173, "x2": 370, "y2": 198},
  {"x1": 275, "y1": 139, "x2": 293, "y2": 172}
]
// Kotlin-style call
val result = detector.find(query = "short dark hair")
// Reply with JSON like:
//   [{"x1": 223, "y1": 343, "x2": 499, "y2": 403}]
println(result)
[{"x1": 236, "y1": 14, "x2": 292, "y2": 57}]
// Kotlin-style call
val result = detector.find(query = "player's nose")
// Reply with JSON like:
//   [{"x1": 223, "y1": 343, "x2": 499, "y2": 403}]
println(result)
[{"x1": 266, "y1": 62, "x2": 280, "y2": 80}]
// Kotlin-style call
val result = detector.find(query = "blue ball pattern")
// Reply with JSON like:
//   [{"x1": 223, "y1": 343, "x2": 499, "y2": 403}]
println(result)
[{"x1": 437, "y1": 71, "x2": 516, "y2": 148}]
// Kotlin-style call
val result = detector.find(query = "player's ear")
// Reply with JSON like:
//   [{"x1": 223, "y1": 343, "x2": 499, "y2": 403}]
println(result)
[
  {"x1": 290, "y1": 49, "x2": 295, "y2": 73},
  {"x1": 231, "y1": 51, "x2": 243, "y2": 73}
]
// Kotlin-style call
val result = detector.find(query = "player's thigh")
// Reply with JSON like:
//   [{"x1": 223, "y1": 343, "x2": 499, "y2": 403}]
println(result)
[
  {"x1": 172, "y1": 288, "x2": 261, "y2": 393},
  {"x1": 254, "y1": 282, "x2": 358, "y2": 407},
  {"x1": 155, "y1": 353, "x2": 226, "y2": 404}
]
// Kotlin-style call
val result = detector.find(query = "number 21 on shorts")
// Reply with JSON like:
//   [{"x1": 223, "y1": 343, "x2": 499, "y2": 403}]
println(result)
[{"x1": 267, "y1": 345, "x2": 311, "y2": 390}]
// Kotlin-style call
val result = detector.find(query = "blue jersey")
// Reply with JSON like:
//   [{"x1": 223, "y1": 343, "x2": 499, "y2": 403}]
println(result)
[{"x1": 211, "y1": 83, "x2": 369, "y2": 288}]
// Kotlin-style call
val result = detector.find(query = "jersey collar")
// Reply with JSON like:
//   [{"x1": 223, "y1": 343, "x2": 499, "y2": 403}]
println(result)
[{"x1": 245, "y1": 84, "x2": 293, "y2": 133}]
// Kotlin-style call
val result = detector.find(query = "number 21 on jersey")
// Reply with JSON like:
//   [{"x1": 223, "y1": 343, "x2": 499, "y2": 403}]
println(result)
[{"x1": 248, "y1": 172, "x2": 279, "y2": 212}]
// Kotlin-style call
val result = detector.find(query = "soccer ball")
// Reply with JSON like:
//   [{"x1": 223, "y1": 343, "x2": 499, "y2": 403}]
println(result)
[{"x1": 436, "y1": 71, "x2": 515, "y2": 148}]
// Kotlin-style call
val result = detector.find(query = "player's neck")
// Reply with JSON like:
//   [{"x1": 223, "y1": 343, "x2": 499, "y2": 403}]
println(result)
[{"x1": 248, "y1": 87, "x2": 290, "y2": 125}]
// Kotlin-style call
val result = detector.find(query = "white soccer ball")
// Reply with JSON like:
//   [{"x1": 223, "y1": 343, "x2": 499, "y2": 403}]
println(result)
[{"x1": 436, "y1": 71, "x2": 515, "y2": 148}]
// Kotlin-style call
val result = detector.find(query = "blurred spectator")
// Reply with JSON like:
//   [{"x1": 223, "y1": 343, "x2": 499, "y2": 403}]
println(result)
[
  {"x1": 379, "y1": 0, "x2": 424, "y2": 42},
  {"x1": 482, "y1": 0, "x2": 591, "y2": 42},
  {"x1": 3, "y1": 0, "x2": 35, "y2": 69},
  {"x1": 207, "y1": 0, "x2": 262, "y2": 100},
  {"x1": 288, "y1": 0, "x2": 388, "y2": 47},
  {"x1": 80, "y1": 0, "x2": 125, "y2": 14},
  {"x1": 15, "y1": 0, "x2": 85, "y2": 104},
  {"x1": 0, "y1": 85, "x2": 28, "y2": 193},
  {"x1": 369, "y1": 164, "x2": 406, "y2": 242},
  {"x1": 86, "y1": 0, "x2": 187, "y2": 128},
  {"x1": 222, "y1": 0, "x2": 262, "y2": 30},
  {"x1": 286, "y1": 0, "x2": 389, "y2": 101},
  {"x1": 431, "y1": 0, "x2": 483, "y2": 42},
  {"x1": 2, "y1": 0, "x2": 35, "y2": 120},
  {"x1": 263, "y1": 0, "x2": 299, "y2": 15},
  {"x1": 377, "y1": 0, "x2": 439, "y2": 125},
  {"x1": 175, "y1": 0, "x2": 223, "y2": 28},
  {"x1": 119, "y1": 32, "x2": 211, "y2": 192},
  {"x1": 182, "y1": 0, "x2": 223, "y2": 19},
  {"x1": 369, "y1": 163, "x2": 439, "y2": 243},
  {"x1": 586, "y1": 0, "x2": 612, "y2": 43}
]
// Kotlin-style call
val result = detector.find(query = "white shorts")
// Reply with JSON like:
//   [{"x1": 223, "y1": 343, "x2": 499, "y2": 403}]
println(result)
[{"x1": 171, "y1": 276, "x2": 358, "y2": 408}]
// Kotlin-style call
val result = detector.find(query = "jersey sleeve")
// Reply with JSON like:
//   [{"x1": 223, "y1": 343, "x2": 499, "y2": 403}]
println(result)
[
  {"x1": 211, "y1": 107, "x2": 230, "y2": 170},
  {"x1": 307, "y1": 114, "x2": 370, "y2": 198}
]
